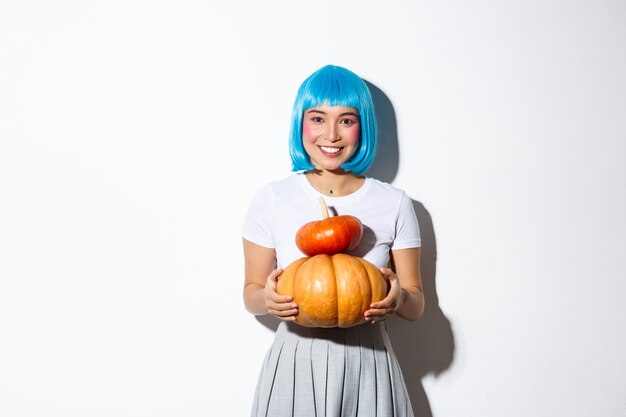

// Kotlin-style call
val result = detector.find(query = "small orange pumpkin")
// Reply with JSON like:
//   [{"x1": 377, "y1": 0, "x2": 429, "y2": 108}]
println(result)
[
  {"x1": 296, "y1": 197, "x2": 363, "y2": 257},
  {"x1": 277, "y1": 253, "x2": 388, "y2": 328}
]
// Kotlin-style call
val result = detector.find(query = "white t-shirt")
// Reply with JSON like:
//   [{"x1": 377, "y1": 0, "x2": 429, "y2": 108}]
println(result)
[{"x1": 242, "y1": 173, "x2": 421, "y2": 269}]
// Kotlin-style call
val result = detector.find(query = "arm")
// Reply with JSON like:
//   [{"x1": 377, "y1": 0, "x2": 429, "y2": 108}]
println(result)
[
  {"x1": 242, "y1": 238, "x2": 298, "y2": 320},
  {"x1": 365, "y1": 247, "x2": 425, "y2": 322}
]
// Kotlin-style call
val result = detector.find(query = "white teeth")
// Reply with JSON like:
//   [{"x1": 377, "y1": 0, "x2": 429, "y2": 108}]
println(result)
[{"x1": 320, "y1": 146, "x2": 341, "y2": 154}]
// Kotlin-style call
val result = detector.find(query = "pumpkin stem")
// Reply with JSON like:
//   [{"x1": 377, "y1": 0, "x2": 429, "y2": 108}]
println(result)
[{"x1": 318, "y1": 197, "x2": 329, "y2": 219}]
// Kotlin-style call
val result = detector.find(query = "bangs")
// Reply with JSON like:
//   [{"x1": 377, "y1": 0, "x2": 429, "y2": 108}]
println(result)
[{"x1": 299, "y1": 67, "x2": 363, "y2": 111}]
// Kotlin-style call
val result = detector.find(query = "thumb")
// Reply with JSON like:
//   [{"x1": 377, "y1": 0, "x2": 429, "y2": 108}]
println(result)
[
  {"x1": 268, "y1": 268, "x2": 284, "y2": 284},
  {"x1": 379, "y1": 267, "x2": 394, "y2": 280}
]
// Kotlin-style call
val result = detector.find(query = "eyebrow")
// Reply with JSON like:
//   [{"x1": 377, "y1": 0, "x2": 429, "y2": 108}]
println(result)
[{"x1": 306, "y1": 109, "x2": 359, "y2": 117}]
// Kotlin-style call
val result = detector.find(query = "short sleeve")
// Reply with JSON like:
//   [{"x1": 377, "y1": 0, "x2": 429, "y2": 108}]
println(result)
[
  {"x1": 242, "y1": 186, "x2": 275, "y2": 248},
  {"x1": 392, "y1": 192, "x2": 421, "y2": 249}
]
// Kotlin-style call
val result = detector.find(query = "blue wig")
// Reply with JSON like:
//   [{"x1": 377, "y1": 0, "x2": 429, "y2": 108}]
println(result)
[{"x1": 289, "y1": 65, "x2": 378, "y2": 176}]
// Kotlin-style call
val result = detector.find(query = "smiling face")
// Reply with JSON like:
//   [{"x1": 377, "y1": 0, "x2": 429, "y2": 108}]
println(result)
[{"x1": 301, "y1": 105, "x2": 361, "y2": 173}]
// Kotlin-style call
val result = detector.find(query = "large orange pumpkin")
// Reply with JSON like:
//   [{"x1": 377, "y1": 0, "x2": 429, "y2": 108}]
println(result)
[{"x1": 277, "y1": 253, "x2": 388, "y2": 328}]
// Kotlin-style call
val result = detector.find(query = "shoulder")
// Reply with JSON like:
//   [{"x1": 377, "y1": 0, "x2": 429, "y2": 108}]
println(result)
[
  {"x1": 250, "y1": 173, "x2": 302, "y2": 201},
  {"x1": 258, "y1": 173, "x2": 302, "y2": 193},
  {"x1": 364, "y1": 177, "x2": 416, "y2": 220},
  {"x1": 365, "y1": 177, "x2": 409, "y2": 200}
]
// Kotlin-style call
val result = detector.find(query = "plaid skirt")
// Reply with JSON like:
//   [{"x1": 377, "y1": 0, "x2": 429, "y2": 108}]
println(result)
[{"x1": 250, "y1": 321, "x2": 414, "y2": 417}]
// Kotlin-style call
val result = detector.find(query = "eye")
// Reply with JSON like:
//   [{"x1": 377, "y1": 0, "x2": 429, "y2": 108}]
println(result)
[
  {"x1": 340, "y1": 118, "x2": 357, "y2": 126},
  {"x1": 310, "y1": 116, "x2": 324, "y2": 123}
]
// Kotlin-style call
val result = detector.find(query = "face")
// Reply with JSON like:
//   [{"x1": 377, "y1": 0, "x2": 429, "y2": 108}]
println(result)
[{"x1": 302, "y1": 105, "x2": 361, "y2": 173}]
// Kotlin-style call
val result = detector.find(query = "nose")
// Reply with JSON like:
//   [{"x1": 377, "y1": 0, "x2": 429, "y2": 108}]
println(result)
[{"x1": 327, "y1": 124, "x2": 341, "y2": 142}]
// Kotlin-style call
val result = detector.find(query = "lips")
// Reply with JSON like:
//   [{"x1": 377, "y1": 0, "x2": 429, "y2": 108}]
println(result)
[{"x1": 319, "y1": 146, "x2": 343, "y2": 156}]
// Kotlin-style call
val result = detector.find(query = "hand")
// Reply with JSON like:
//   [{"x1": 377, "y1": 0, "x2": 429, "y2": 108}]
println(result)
[
  {"x1": 264, "y1": 268, "x2": 299, "y2": 321},
  {"x1": 364, "y1": 267, "x2": 403, "y2": 324}
]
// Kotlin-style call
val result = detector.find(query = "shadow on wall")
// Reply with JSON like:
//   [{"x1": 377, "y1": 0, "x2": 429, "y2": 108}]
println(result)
[
  {"x1": 365, "y1": 81, "x2": 400, "y2": 183},
  {"x1": 255, "y1": 81, "x2": 455, "y2": 417},
  {"x1": 385, "y1": 200, "x2": 455, "y2": 417},
  {"x1": 367, "y1": 80, "x2": 456, "y2": 417}
]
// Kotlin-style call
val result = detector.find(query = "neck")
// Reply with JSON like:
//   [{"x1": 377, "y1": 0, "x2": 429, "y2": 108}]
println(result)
[{"x1": 305, "y1": 169, "x2": 365, "y2": 197}]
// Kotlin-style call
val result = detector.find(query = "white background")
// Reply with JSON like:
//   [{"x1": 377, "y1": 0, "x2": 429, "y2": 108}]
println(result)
[{"x1": 1, "y1": 1, "x2": 625, "y2": 416}]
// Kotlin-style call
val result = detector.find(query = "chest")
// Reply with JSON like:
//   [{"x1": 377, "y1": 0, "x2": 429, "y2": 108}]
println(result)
[{"x1": 270, "y1": 196, "x2": 395, "y2": 269}]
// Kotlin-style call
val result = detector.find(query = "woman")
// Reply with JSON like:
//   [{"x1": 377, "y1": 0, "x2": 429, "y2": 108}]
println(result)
[{"x1": 242, "y1": 64, "x2": 425, "y2": 417}]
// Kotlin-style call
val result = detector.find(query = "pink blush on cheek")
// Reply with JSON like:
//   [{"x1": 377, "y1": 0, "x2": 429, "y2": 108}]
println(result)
[
  {"x1": 302, "y1": 122, "x2": 316, "y2": 142},
  {"x1": 343, "y1": 126, "x2": 360, "y2": 144}
]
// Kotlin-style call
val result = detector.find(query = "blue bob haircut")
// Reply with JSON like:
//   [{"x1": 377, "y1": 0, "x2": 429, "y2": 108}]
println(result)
[{"x1": 289, "y1": 65, "x2": 378, "y2": 176}]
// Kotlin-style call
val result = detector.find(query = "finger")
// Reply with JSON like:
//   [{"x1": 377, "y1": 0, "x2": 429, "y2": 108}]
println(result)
[
  {"x1": 364, "y1": 311, "x2": 390, "y2": 324},
  {"x1": 365, "y1": 306, "x2": 391, "y2": 317},
  {"x1": 369, "y1": 304, "x2": 395, "y2": 315},
  {"x1": 379, "y1": 267, "x2": 399, "y2": 281},
  {"x1": 269, "y1": 308, "x2": 299, "y2": 318},
  {"x1": 379, "y1": 266, "x2": 393, "y2": 276},
  {"x1": 266, "y1": 288, "x2": 294, "y2": 305},
  {"x1": 378, "y1": 268, "x2": 399, "y2": 290},
  {"x1": 267, "y1": 268, "x2": 283, "y2": 282},
  {"x1": 268, "y1": 305, "x2": 299, "y2": 318},
  {"x1": 266, "y1": 268, "x2": 284, "y2": 284},
  {"x1": 266, "y1": 270, "x2": 284, "y2": 290},
  {"x1": 271, "y1": 312, "x2": 298, "y2": 321},
  {"x1": 370, "y1": 297, "x2": 393, "y2": 309},
  {"x1": 370, "y1": 288, "x2": 399, "y2": 309},
  {"x1": 364, "y1": 309, "x2": 390, "y2": 324},
  {"x1": 267, "y1": 297, "x2": 297, "y2": 310},
  {"x1": 268, "y1": 291, "x2": 294, "y2": 304}
]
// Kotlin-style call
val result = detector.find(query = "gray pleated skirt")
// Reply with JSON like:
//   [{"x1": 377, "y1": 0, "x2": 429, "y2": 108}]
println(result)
[{"x1": 250, "y1": 321, "x2": 414, "y2": 417}]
